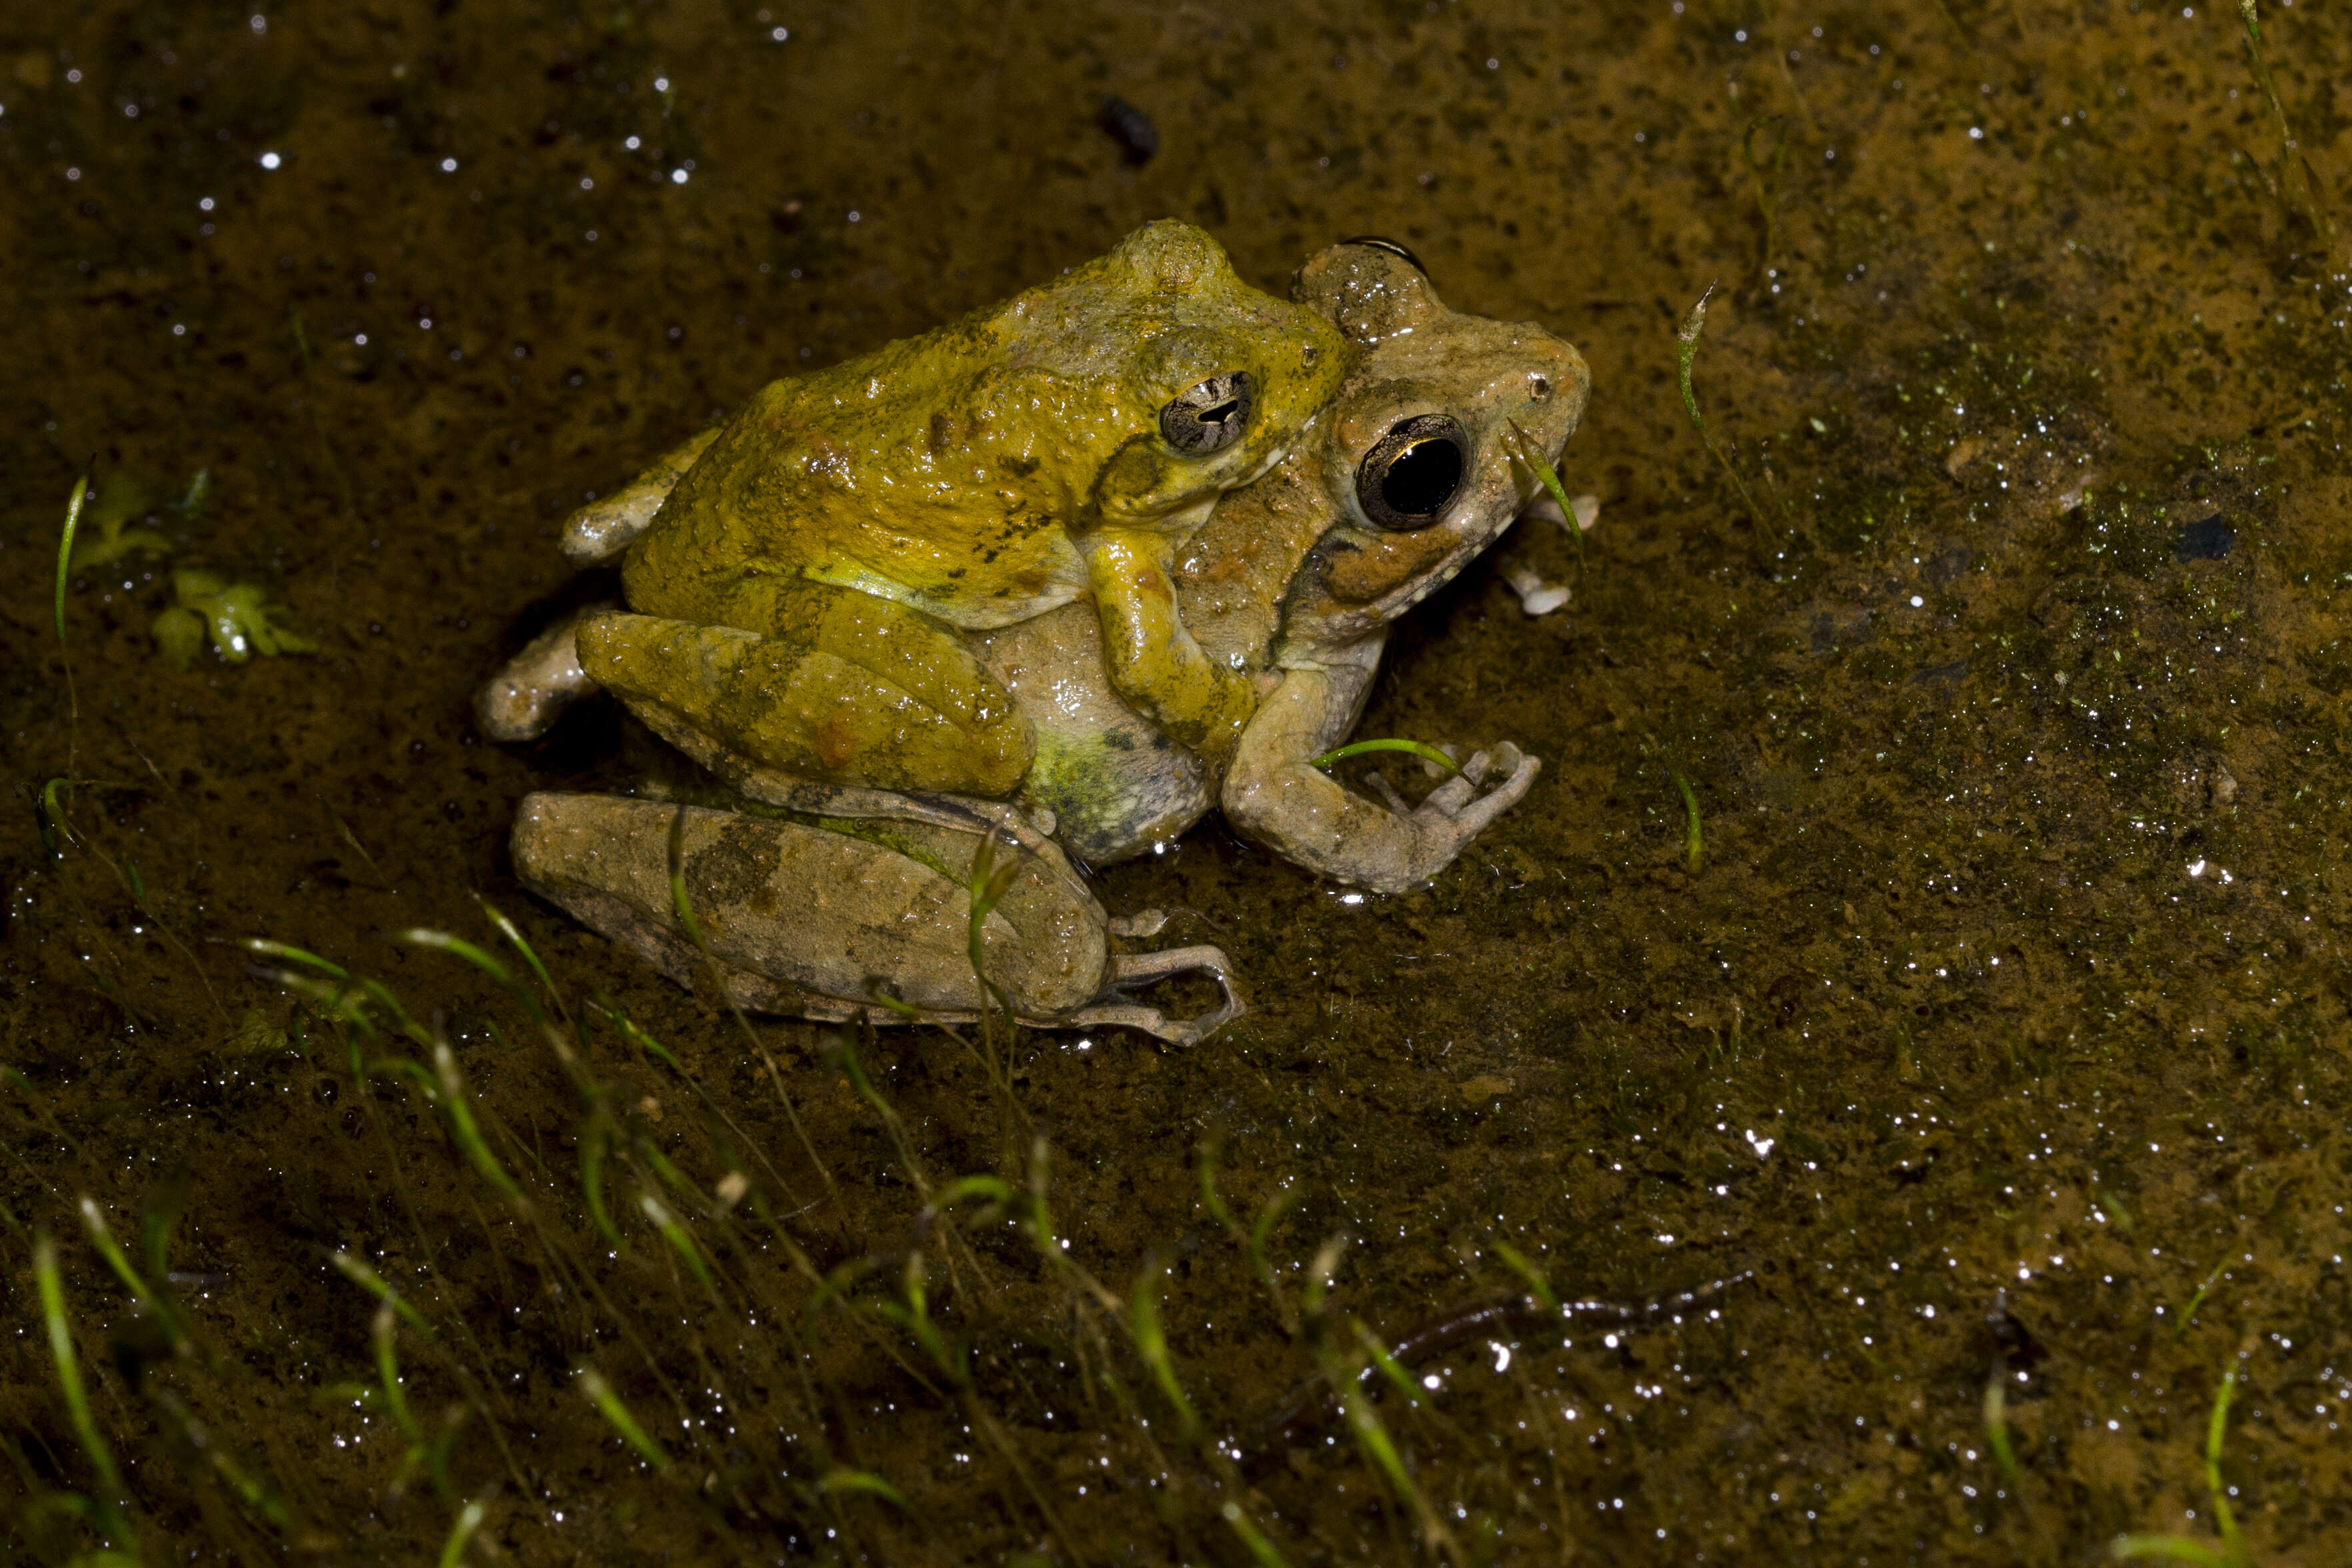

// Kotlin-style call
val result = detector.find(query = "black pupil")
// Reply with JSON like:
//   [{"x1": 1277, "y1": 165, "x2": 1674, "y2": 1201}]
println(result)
[
  {"x1": 1198, "y1": 399, "x2": 1239, "y2": 427},
  {"x1": 1381, "y1": 437, "x2": 1463, "y2": 516}
]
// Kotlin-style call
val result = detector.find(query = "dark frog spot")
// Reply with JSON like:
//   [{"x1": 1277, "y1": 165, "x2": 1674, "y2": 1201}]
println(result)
[
  {"x1": 2174, "y1": 511, "x2": 2235, "y2": 561},
  {"x1": 1911, "y1": 659, "x2": 1969, "y2": 687}
]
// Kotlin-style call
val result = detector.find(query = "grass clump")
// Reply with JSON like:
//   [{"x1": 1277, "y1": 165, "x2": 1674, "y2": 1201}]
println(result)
[
  {"x1": 2236, "y1": 0, "x2": 2341, "y2": 270},
  {"x1": 2112, "y1": 1362, "x2": 2252, "y2": 1567}
]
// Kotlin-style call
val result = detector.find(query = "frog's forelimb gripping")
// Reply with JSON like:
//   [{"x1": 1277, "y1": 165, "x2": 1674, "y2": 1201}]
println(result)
[{"x1": 1223, "y1": 666, "x2": 1540, "y2": 895}]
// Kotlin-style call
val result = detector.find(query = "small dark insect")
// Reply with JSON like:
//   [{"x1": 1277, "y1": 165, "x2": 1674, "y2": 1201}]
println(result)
[{"x1": 1097, "y1": 95, "x2": 1158, "y2": 165}]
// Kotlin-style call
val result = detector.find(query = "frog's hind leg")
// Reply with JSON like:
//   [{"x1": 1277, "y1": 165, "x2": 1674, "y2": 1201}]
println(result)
[
  {"x1": 1069, "y1": 945, "x2": 1246, "y2": 1046},
  {"x1": 513, "y1": 791, "x2": 1100, "y2": 1023},
  {"x1": 576, "y1": 588, "x2": 1034, "y2": 797}
]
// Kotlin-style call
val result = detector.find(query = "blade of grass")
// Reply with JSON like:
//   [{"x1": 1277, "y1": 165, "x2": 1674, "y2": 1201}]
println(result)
[
  {"x1": 34, "y1": 1232, "x2": 137, "y2": 1553},
  {"x1": 55, "y1": 473, "x2": 90, "y2": 642},
  {"x1": 1671, "y1": 769, "x2": 1703, "y2": 873},
  {"x1": 78, "y1": 1197, "x2": 191, "y2": 1355},
  {"x1": 576, "y1": 1366, "x2": 669, "y2": 1469},
  {"x1": 373, "y1": 1302, "x2": 423, "y2": 1444},
  {"x1": 1983, "y1": 1367, "x2": 2021, "y2": 1491},
  {"x1": 1490, "y1": 1239, "x2": 1561, "y2": 1316},
  {"x1": 1219, "y1": 1501, "x2": 1295, "y2": 1568},
  {"x1": 1129, "y1": 1254, "x2": 1203, "y2": 1442},
  {"x1": 2239, "y1": 0, "x2": 2338, "y2": 262},
  {"x1": 1677, "y1": 285, "x2": 1774, "y2": 526},
  {"x1": 1311, "y1": 737, "x2": 1462, "y2": 775},
  {"x1": 2204, "y1": 1363, "x2": 2244, "y2": 1562},
  {"x1": 2175, "y1": 1259, "x2": 2229, "y2": 1341},
  {"x1": 1506, "y1": 417, "x2": 1583, "y2": 567},
  {"x1": 815, "y1": 1469, "x2": 908, "y2": 1508},
  {"x1": 430, "y1": 1043, "x2": 524, "y2": 1205},
  {"x1": 435, "y1": 1497, "x2": 487, "y2": 1568},
  {"x1": 665, "y1": 806, "x2": 707, "y2": 948}
]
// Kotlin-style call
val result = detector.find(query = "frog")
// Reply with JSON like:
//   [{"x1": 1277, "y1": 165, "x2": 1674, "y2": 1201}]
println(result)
[
  {"x1": 530, "y1": 219, "x2": 1347, "y2": 804},
  {"x1": 491, "y1": 239, "x2": 1588, "y2": 1042}
]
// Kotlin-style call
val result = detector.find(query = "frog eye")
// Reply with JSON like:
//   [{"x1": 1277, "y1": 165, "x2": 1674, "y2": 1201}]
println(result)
[
  {"x1": 1338, "y1": 234, "x2": 1428, "y2": 277},
  {"x1": 1159, "y1": 371, "x2": 1255, "y2": 455},
  {"x1": 1357, "y1": 414, "x2": 1469, "y2": 531}
]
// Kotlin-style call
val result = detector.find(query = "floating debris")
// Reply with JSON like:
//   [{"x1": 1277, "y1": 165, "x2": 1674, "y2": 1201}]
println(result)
[{"x1": 1097, "y1": 95, "x2": 1158, "y2": 164}]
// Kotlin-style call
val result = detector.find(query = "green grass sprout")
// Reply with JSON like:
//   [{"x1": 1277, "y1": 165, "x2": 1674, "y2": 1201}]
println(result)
[
  {"x1": 1490, "y1": 1239, "x2": 1560, "y2": 1316},
  {"x1": 816, "y1": 1469, "x2": 908, "y2": 1507},
  {"x1": 638, "y1": 1191, "x2": 719, "y2": 1298},
  {"x1": 1506, "y1": 417, "x2": 1583, "y2": 566},
  {"x1": 1677, "y1": 285, "x2": 1774, "y2": 527},
  {"x1": 54, "y1": 473, "x2": 90, "y2": 642},
  {"x1": 1349, "y1": 1318, "x2": 1429, "y2": 1411},
  {"x1": 2203, "y1": 1364, "x2": 2247, "y2": 1561},
  {"x1": 430, "y1": 1043, "x2": 525, "y2": 1204},
  {"x1": 478, "y1": 898, "x2": 569, "y2": 1024},
  {"x1": 435, "y1": 1497, "x2": 487, "y2": 1568},
  {"x1": 2175, "y1": 1258, "x2": 2229, "y2": 1341},
  {"x1": 1246, "y1": 1184, "x2": 1301, "y2": 1331},
  {"x1": 373, "y1": 1301, "x2": 428, "y2": 1454},
  {"x1": 965, "y1": 827, "x2": 1023, "y2": 1040},
  {"x1": 1672, "y1": 768, "x2": 1703, "y2": 872},
  {"x1": 1311, "y1": 737, "x2": 1462, "y2": 775},
  {"x1": 2238, "y1": 0, "x2": 2338, "y2": 265},
  {"x1": 1983, "y1": 1367, "x2": 2021, "y2": 1491},
  {"x1": 577, "y1": 1366, "x2": 670, "y2": 1469},
  {"x1": 78, "y1": 1196, "x2": 189, "y2": 1354},
  {"x1": 400, "y1": 929, "x2": 519, "y2": 993},
  {"x1": 2111, "y1": 1362, "x2": 2251, "y2": 1567},
  {"x1": 37, "y1": 777, "x2": 85, "y2": 859},
  {"x1": 327, "y1": 1250, "x2": 436, "y2": 1337},
  {"x1": 1219, "y1": 1501, "x2": 1296, "y2": 1568},
  {"x1": 665, "y1": 806, "x2": 708, "y2": 949},
  {"x1": 35, "y1": 1231, "x2": 138, "y2": 1553},
  {"x1": 1129, "y1": 1254, "x2": 1203, "y2": 1441}
]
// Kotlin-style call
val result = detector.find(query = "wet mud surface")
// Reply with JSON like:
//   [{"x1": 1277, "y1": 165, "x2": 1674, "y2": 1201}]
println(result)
[{"x1": 5, "y1": 0, "x2": 2352, "y2": 1562}]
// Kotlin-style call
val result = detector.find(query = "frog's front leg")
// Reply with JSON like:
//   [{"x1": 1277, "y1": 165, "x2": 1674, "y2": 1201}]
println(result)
[
  {"x1": 511, "y1": 791, "x2": 1242, "y2": 1043},
  {"x1": 558, "y1": 427, "x2": 724, "y2": 566},
  {"x1": 1221, "y1": 665, "x2": 1539, "y2": 895},
  {"x1": 476, "y1": 611, "x2": 601, "y2": 742},
  {"x1": 1084, "y1": 531, "x2": 1260, "y2": 759}
]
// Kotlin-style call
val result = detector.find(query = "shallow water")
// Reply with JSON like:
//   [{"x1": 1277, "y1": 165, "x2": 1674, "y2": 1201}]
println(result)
[{"x1": 5, "y1": 0, "x2": 2352, "y2": 1561}]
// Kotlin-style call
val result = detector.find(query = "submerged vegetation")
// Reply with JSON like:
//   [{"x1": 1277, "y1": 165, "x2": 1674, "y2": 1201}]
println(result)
[{"x1": 15, "y1": 918, "x2": 1737, "y2": 1561}]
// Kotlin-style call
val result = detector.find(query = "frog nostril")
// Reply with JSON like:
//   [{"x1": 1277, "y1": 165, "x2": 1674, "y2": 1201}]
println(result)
[{"x1": 1529, "y1": 375, "x2": 1552, "y2": 401}]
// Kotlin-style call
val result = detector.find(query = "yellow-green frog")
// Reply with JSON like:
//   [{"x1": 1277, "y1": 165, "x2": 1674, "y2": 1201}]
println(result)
[
  {"x1": 557, "y1": 219, "x2": 1346, "y2": 800},
  {"x1": 497, "y1": 241, "x2": 1587, "y2": 1041}
]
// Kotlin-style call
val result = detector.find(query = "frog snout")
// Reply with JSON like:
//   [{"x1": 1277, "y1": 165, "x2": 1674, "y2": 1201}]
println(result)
[{"x1": 1499, "y1": 335, "x2": 1591, "y2": 455}]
